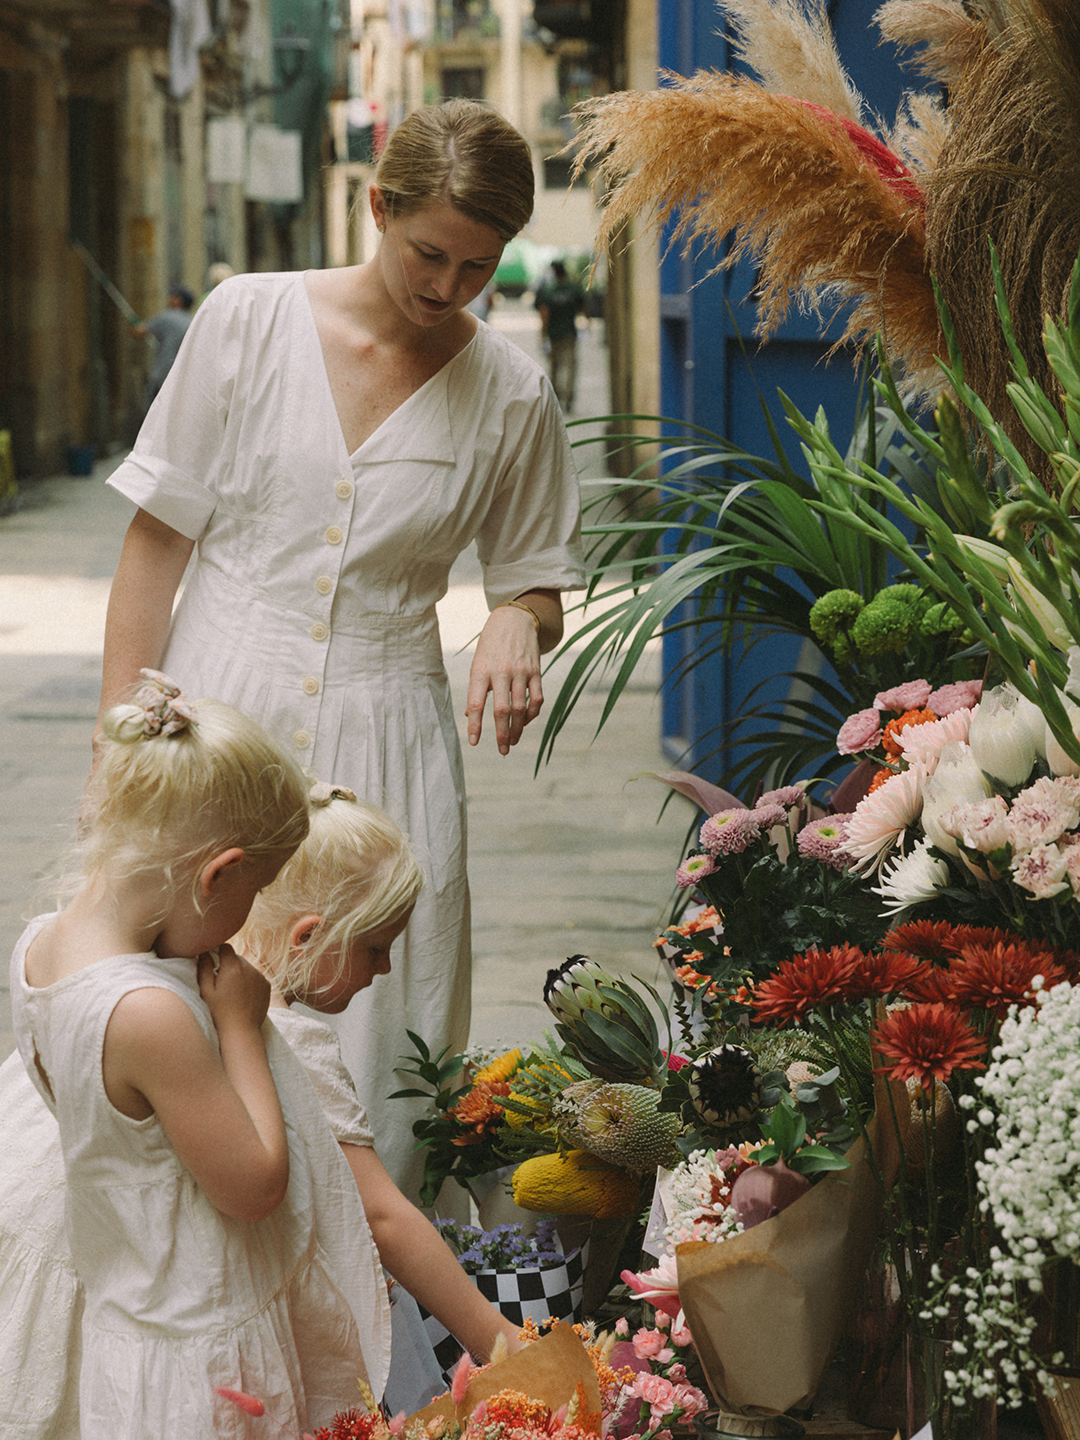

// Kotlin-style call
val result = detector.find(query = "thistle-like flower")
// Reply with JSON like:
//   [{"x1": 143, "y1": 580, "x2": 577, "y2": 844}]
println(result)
[{"x1": 554, "y1": 1079, "x2": 681, "y2": 1171}]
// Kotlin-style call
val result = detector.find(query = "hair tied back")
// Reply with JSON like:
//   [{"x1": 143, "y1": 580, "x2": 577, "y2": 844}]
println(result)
[
  {"x1": 102, "y1": 668, "x2": 198, "y2": 744},
  {"x1": 309, "y1": 780, "x2": 357, "y2": 807}
]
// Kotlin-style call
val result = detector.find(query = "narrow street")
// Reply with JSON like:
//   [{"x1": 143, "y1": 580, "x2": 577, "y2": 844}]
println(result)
[{"x1": 0, "y1": 297, "x2": 693, "y2": 1062}]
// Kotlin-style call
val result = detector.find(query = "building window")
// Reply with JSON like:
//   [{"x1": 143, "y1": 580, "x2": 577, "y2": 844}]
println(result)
[{"x1": 441, "y1": 67, "x2": 485, "y2": 100}]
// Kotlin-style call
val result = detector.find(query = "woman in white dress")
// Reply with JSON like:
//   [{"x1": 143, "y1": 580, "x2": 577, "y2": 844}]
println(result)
[{"x1": 97, "y1": 101, "x2": 585, "y2": 1203}]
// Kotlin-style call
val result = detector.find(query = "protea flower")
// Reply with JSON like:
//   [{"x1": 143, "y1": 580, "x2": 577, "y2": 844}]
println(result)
[
  {"x1": 543, "y1": 955, "x2": 664, "y2": 1083},
  {"x1": 554, "y1": 1079, "x2": 681, "y2": 1171},
  {"x1": 685, "y1": 1045, "x2": 764, "y2": 1130}
]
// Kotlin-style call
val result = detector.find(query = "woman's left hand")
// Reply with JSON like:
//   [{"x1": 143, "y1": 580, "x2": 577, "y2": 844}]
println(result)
[{"x1": 465, "y1": 590, "x2": 562, "y2": 754}]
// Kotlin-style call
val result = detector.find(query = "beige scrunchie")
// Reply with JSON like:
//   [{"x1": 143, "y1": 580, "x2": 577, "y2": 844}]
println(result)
[{"x1": 102, "y1": 668, "x2": 198, "y2": 744}]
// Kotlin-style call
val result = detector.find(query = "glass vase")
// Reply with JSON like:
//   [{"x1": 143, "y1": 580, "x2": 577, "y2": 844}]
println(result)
[{"x1": 907, "y1": 1331, "x2": 997, "y2": 1440}]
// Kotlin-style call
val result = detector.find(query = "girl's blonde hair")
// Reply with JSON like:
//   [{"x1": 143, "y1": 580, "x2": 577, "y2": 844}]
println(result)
[
  {"x1": 374, "y1": 99, "x2": 534, "y2": 243},
  {"x1": 235, "y1": 784, "x2": 424, "y2": 1002},
  {"x1": 83, "y1": 678, "x2": 310, "y2": 901}
]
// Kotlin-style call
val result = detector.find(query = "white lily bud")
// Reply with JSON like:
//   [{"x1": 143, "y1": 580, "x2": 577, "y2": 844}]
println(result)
[
  {"x1": 955, "y1": 535, "x2": 1011, "y2": 584},
  {"x1": 967, "y1": 686, "x2": 1039, "y2": 787},
  {"x1": 1007, "y1": 561, "x2": 1075, "y2": 651}
]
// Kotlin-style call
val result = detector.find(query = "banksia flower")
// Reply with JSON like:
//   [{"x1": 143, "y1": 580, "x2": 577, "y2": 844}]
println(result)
[
  {"x1": 543, "y1": 955, "x2": 664, "y2": 1083},
  {"x1": 554, "y1": 1080, "x2": 682, "y2": 1172},
  {"x1": 512, "y1": 1148, "x2": 642, "y2": 1217}
]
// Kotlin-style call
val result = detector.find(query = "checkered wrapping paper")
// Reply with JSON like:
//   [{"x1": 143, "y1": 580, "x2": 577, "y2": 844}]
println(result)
[{"x1": 419, "y1": 1242, "x2": 588, "y2": 1379}]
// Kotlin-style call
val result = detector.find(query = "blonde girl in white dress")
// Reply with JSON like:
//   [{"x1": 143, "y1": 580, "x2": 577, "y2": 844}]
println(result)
[
  {"x1": 2, "y1": 772, "x2": 517, "y2": 1439},
  {"x1": 97, "y1": 101, "x2": 586, "y2": 1205},
  {"x1": 9, "y1": 671, "x2": 374, "y2": 1439}
]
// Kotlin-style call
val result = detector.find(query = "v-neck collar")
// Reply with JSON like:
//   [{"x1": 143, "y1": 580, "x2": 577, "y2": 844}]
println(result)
[{"x1": 297, "y1": 272, "x2": 473, "y2": 467}]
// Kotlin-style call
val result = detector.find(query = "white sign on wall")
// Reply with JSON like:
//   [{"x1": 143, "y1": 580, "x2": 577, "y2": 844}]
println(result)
[
  {"x1": 206, "y1": 116, "x2": 246, "y2": 184},
  {"x1": 245, "y1": 125, "x2": 303, "y2": 204}
]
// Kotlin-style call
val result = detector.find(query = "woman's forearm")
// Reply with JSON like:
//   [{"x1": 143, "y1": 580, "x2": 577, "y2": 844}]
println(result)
[
  {"x1": 98, "y1": 508, "x2": 194, "y2": 737},
  {"x1": 511, "y1": 587, "x2": 563, "y2": 654}
]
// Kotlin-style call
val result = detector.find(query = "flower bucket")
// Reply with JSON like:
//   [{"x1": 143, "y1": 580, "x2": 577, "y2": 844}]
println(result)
[{"x1": 419, "y1": 1242, "x2": 588, "y2": 1378}]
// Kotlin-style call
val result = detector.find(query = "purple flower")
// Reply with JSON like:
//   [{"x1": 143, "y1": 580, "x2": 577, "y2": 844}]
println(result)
[
  {"x1": 699, "y1": 808, "x2": 762, "y2": 855},
  {"x1": 836, "y1": 707, "x2": 883, "y2": 756}
]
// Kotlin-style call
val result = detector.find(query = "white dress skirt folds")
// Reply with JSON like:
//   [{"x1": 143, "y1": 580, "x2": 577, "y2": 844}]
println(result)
[
  {"x1": 105, "y1": 272, "x2": 585, "y2": 1200},
  {"x1": 8, "y1": 917, "x2": 392, "y2": 1440}
]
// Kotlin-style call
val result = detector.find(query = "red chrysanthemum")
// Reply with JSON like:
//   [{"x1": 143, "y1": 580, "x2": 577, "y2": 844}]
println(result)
[
  {"x1": 940, "y1": 939, "x2": 1070, "y2": 1020},
  {"x1": 901, "y1": 963, "x2": 953, "y2": 1004},
  {"x1": 841, "y1": 947, "x2": 927, "y2": 1002},
  {"x1": 871, "y1": 1003, "x2": 987, "y2": 1089},
  {"x1": 750, "y1": 944, "x2": 866, "y2": 1025},
  {"x1": 880, "y1": 920, "x2": 966, "y2": 961},
  {"x1": 882, "y1": 707, "x2": 938, "y2": 758}
]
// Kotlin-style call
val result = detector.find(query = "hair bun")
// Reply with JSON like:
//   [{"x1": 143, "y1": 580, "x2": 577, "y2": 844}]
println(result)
[{"x1": 309, "y1": 780, "x2": 357, "y2": 807}]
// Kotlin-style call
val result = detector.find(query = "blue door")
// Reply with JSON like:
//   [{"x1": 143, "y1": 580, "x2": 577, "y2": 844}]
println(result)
[{"x1": 657, "y1": 0, "x2": 917, "y2": 785}]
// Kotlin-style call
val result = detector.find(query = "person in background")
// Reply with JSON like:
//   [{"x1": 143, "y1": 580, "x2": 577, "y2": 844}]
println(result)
[
  {"x1": 201, "y1": 261, "x2": 236, "y2": 306},
  {"x1": 132, "y1": 284, "x2": 195, "y2": 406},
  {"x1": 534, "y1": 259, "x2": 586, "y2": 411}
]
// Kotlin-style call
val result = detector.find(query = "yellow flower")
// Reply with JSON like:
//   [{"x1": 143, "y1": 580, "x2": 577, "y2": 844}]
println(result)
[
  {"x1": 473, "y1": 1048, "x2": 522, "y2": 1086},
  {"x1": 511, "y1": 1149, "x2": 641, "y2": 1218}
]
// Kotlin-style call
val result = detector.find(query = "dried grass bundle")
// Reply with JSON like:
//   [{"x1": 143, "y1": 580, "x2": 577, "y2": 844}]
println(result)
[
  {"x1": 721, "y1": 0, "x2": 862, "y2": 121},
  {"x1": 574, "y1": 73, "x2": 940, "y2": 392},
  {"x1": 874, "y1": 0, "x2": 982, "y2": 90},
  {"x1": 925, "y1": 0, "x2": 1080, "y2": 481}
]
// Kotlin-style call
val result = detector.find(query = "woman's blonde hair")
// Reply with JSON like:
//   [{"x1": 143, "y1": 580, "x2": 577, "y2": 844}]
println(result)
[
  {"x1": 235, "y1": 784, "x2": 424, "y2": 1002},
  {"x1": 83, "y1": 679, "x2": 310, "y2": 904},
  {"x1": 375, "y1": 99, "x2": 534, "y2": 242}
]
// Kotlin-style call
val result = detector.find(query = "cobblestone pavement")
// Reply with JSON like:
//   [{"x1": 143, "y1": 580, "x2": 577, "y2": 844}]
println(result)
[{"x1": 0, "y1": 298, "x2": 692, "y2": 1061}]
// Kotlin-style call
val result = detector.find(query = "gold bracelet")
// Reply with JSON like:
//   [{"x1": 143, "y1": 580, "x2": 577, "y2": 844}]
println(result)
[{"x1": 501, "y1": 599, "x2": 542, "y2": 635}]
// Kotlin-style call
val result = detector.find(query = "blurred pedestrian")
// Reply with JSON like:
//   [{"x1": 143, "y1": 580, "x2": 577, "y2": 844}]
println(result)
[
  {"x1": 534, "y1": 259, "x2": 585, "y2": 411},
  {"x1": 132, "y1": 284, "x2": 195, "y2": 407}
]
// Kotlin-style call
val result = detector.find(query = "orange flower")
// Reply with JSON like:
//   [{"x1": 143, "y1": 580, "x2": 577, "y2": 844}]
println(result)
[
  {"x1": 750, "y1": 944, "x2": 866, "y2": 1025},
  {"x1": 871, "y1": 1002, "x2": 986, "y2": 1089},
  {"x1": 882, "y1": 706, "x2": 938, "y2": 758},
  {"x1": 449, "y1": 1079, "x2": 511, "y2": 1145},
  {"x1": 868, "y1": 765, "x2": 897, "y2": 794}
]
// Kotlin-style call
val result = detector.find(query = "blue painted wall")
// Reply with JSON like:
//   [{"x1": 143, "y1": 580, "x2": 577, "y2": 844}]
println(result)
[{"x1": 656, "y1": 1, "x2": 916, "y2": 784}]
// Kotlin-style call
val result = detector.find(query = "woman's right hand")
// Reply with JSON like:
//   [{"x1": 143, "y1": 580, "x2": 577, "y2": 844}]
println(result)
[{"x1": 198, "y1": 945, "x2": 271, "y2": 1033}]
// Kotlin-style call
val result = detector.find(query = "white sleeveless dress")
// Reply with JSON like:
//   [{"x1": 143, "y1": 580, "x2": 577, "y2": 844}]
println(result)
[{"x1": 9, "y1": 917, "x2": 391, "y2": 1439}]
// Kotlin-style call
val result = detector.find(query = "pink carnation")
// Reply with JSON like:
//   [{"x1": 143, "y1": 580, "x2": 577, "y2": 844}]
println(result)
[
  {"x1": 927, "y1": 680, "x2": 983, "y2": 715},
  {"x1": 874, "y1": 679, "x2": 933, "y2": 712},
  {"x1": 632, "y1": 1328, "x2": 668, "y2": 1359},
  {"x1": 1011, "y1": 844, "x2": 1070, "y2": 899},
  {"x1": 836, "y1": 708, "x2": 883, "y2": 756},
  {"x1": 672, "y1": 1385, "x2": 708, "y2": 1418},
  {"x1": 635, "y1": 1374, "x2": 675, "y2": 1410}
]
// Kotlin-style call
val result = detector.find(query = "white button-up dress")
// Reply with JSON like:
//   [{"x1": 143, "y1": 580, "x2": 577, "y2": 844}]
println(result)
[{"x1": 107, "y1": 272, "x2": 585, "y2": 1199}]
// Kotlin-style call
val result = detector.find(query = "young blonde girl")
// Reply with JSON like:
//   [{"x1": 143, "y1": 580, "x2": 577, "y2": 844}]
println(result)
[
  {"x1": 8, "y1": 672, "x2": 383, "y2": 1438},
  {"x1": 236, "y1": 782, "x2": 521, "y2": 1370},
  {"x1": 2, "y1": 759, "x2": 514, "y2": 1438}
]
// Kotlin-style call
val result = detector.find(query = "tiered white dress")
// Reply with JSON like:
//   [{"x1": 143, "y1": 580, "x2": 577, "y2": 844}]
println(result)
[
  {"x1": 8, "y1": 918, "x2": 392, "y2": 1440},
  {"x1": 106, "y1": 272, "x2": 585, "y2": 1200}
]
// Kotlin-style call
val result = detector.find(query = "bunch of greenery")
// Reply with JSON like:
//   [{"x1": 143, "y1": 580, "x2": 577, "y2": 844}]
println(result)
[{"x1": 544, "y1": 367, "x2": 983, "y2": 801}]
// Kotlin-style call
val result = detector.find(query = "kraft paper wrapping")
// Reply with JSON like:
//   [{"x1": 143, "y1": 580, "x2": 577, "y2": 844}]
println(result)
[
  {"x1": 676, "y1": 1127, "x2": 883, "y2": 1417},
  {"x1": 407, "y1": 1321, "x2": 603, "y2": 1434}
]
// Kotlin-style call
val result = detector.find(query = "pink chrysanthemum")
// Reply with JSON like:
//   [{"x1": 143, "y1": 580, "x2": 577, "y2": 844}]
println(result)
[
  {"x1": 675, "y1": 852, "x2": 716, "y2": 889},
  {"x1": 757, "y1": 785, "x2": 806, "y2": 810},
  {"x1": 699, "y1": 807, "x2": 761, "y2": 855},
  {"x1": 845, "y1": 766, "x2": 925, "y2": 871},
  {"x1": 795, "y1": 814, "x2": 856, "y2": 871}
]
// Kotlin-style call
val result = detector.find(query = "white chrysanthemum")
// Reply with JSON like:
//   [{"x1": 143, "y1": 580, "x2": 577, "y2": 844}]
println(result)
[
  {"x1": 872, "y1": 838, "x2": 950, "y2": 915},
  {"x1": 844, "y1": 765, "x2": 926, "y2": 872}
]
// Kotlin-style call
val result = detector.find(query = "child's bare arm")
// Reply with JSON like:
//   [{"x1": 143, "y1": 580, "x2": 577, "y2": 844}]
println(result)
[
  {"x1": 103, "y1": 957, "x2": 289, "y2": 1221},
  {"x1": 341, "y1": 1142, "x2": 519, "y2": 1361}
]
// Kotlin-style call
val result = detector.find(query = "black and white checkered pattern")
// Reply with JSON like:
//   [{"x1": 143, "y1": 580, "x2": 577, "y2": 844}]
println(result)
[{"x1": 419, "y1": 1243, "x2": 588, "y2": 1380}]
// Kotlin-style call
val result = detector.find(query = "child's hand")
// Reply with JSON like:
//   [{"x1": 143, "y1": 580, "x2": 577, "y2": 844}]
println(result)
[{"x1": 198, "y1": 945, "x2": 271, "y2": 1033}]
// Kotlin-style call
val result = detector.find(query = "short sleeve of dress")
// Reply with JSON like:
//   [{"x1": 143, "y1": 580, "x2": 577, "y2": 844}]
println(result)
[
  {"x1": 267, "y1": 1008, "x2": 375, "y2": 1147},
  {"x1": 108, "y1": 281, "x2": 241, "y2": 541},
  {"x1": 473, "y1": 348, "x2": 586, "y2": 610}
]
